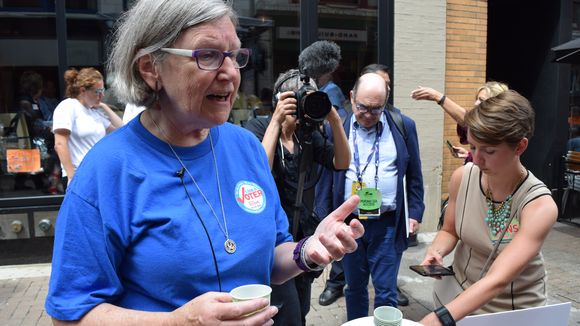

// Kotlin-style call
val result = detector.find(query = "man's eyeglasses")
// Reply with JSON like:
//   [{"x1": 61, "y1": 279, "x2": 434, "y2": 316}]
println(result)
[
  {"x1": 160, "y1": 48, "x2": 251, "y2": 71},
  {"x1": 354, "y1": 102, "x2": 385, "y2": 114},
  {"x1": 94, "y1": 88, "x2": 106, "y2": 95}
]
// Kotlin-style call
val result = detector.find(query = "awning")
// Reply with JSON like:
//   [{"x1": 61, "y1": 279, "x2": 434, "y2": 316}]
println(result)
[{"x1": 552, "y1": 38, "x2": 580, "y2": 64}]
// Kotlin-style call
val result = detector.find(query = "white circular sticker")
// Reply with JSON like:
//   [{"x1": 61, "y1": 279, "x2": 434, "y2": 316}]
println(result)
[{"x1": 235, "y1": 181, "x2": 266, "y2": 213}]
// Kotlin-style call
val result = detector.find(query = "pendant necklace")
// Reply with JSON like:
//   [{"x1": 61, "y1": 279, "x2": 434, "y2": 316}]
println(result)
[{"x1": 150, "y1": 114, "x2": 236, "y2": 254}]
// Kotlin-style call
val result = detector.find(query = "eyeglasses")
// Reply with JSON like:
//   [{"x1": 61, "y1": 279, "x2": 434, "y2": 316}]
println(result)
[
  {"x1": 354, "y1": 102, "x2": 385, "y2": 114},
  {"x1": 160, "y1": 48, "x2": 251, "y2": 71},
  {"x1": 94, "y1": 88, "x2": 106, "y2": 95}
]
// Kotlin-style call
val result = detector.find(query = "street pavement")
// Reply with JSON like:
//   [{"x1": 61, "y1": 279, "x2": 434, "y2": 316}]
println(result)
[{"x1": 0, "y1": 222, "x2": 578, "y2": 325}]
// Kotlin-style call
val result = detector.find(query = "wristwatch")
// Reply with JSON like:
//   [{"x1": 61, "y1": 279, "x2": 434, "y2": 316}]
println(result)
[{"x1": 434, "y1": 305, "x2": 456, "y2": 326}]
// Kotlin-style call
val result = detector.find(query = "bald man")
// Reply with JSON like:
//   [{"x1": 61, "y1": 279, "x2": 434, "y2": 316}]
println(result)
[{"x1": 328, "y1": 72, "x2": 425, "y2": 320}]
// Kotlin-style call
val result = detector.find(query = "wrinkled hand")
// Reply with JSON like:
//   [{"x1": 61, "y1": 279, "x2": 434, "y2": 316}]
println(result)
[
  {"x1": 410, "y1": 86, "x2": 443, "y2": 103},
  {"x1": 305, "y1": 196, "x2": 365, "y2": 266},
  {"x1": 272, "y1": 91, "x2": 297, "y2": 125},
  {"x1": 171, "y1": 291, "x2": 277, "y2": 325}
]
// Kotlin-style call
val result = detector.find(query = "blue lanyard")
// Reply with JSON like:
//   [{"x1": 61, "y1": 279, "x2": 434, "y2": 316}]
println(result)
[{"x1": 353, "y1": 122, "x2": 383, "y2": 188}]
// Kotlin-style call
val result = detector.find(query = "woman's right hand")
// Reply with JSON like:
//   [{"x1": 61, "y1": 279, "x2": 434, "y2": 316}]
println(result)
[
  {"x1": 421, "y1": 246, "x2": 444, "y2": 266},
  {"x1": 453, "y1": 146, "x2": 469, "y2": 159},
  {"x1": 171, "y1": 291, "x2": 277, "y2": 325},
  {"x1": 420, "y1": 248, "x2": 446, "y2": 280},
  {"x1": 271, "y1": 91, "x2": 296, "y2": 126},
  {"x1": 410, "y1": 86, "x2": 443, "y2": 103}
]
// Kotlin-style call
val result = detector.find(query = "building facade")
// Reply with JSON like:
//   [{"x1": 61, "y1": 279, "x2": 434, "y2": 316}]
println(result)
[{"x1": 0, "y1": 0, "x2": 574, "y2": 260}]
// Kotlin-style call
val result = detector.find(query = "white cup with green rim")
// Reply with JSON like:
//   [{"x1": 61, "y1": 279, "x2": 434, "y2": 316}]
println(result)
[
  {"x1": 373, "y1": 306, "x2": 403, "y2": 326},
  {"x1": 230, "y1": 284, "x2": 272, "y2": 316}
]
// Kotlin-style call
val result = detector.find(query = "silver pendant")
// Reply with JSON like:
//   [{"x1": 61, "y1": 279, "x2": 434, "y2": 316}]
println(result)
[{"x1": 224, "y1": 239, "x2": 237, "y2": 254}]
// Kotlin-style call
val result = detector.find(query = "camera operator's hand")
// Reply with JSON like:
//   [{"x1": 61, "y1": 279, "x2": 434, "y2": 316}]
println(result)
[
  {"x1": 325, "y1": 106, "x2": 351, "y2": 170},
  {"x1": 259, "y1": 91, "x2": 297, "y2": 170},
  {"x1": 272, "y1": 91, "x2": 297, "y2": 127},
  {"x1": 324, "y1": 106, "x2": 342, "y2": 125}
]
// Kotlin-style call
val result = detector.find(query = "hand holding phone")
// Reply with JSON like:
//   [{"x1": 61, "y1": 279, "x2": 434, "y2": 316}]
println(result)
[
  {"x1": 410, "y1": 264, "x2": 455, "y2": 277},
  {"x1": 446, "y1": 140, "x2": 459, "y2": 158}
]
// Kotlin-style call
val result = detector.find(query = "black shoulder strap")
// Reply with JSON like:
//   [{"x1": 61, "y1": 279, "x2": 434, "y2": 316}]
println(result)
[
  {"x1": 385, "y1": 104, "x2": 407, "y2": 141},
  {"x1": 8, "y1": 113, "x2": 20, "y2": 128}
]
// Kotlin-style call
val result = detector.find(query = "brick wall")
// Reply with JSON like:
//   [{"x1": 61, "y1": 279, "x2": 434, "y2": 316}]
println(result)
[{"x1": 442, "y1": 0, "x2": 488, "y2": 198}]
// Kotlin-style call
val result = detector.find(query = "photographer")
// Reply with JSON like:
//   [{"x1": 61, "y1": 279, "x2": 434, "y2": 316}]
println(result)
[{"x1": 245, "y1": 69, "x2": 349, "y2": 325}]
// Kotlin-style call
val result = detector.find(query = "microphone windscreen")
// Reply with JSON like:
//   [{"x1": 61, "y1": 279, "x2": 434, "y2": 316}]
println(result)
[{"x1": 298, "y1": 40, "x2": 341, "y2": 80}]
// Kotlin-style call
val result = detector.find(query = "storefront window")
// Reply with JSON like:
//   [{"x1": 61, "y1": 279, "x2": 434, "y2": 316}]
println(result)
[
  {"x1": 0, "y1": 0, "x2": 386, "y2": 240},
  {"x1": 0, "y1": 0, "x2": 41, "y2": 9},
  {"x1": 230, "y1": 0, "x2": 379, "y2": 125},
  {"x1": 570, "y1": 65, "x2": 580, "y2": 151},
  {"x1": 0, "y1": 0, "x2": 97, "y2": 12},
  {"x1": 228, "y1": 0, "x2": 380, "y2": 125},
  {"x1": 0, "y1": 68, "x2": 62, "y2": 197},
  {"x1": 319, "y1": 7, "x2": 377, "y2": 94},
  {"x1": 574, "y1": 0, "x2": 580, "y2": 30},
  {"x1": 0, "y1": 11, "x2": 105, "y2": 200}
]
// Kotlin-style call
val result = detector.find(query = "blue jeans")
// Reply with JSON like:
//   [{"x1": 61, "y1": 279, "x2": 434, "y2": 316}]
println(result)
[{"x1": 343, "y1": 215, "x2": 402, "y2": 320}]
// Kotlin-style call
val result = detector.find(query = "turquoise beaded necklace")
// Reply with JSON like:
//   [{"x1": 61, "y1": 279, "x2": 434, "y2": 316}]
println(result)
[
  {"x1": 485, "y1": 191, "x2": 513, "y2": 236},
  {"x1": 484, "y1": 169, "x2": 525, "y2": 237}
]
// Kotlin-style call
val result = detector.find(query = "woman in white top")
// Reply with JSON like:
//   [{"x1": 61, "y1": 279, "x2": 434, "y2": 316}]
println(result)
[
  {"x1": 52, "y1": 68, "x2": 123, "y2": 187},
  {"x1": 122, "y1": 103, "x2": 146, "y2": 124}
]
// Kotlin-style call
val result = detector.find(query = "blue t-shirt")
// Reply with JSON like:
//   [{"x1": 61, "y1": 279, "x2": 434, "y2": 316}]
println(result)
[{"x1": 45, "y1": 116, "x2": 292, "y2": 320}]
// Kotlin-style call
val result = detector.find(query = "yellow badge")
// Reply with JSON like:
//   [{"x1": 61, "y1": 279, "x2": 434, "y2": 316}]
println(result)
[{"x1": 351, "y1": 181, "x2": 365, "y2": 196}]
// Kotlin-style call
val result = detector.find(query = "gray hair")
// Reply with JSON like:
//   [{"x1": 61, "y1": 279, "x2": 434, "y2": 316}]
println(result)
[
  {"x1": 274, "y1": 69, "x2": 318, "y2": 94},
  {"x1": 272, "y1": 69, "x2": 318, "y2": 108},
  {"x1": 107, "y1": 0, "x2": 238, "y2": 107}
]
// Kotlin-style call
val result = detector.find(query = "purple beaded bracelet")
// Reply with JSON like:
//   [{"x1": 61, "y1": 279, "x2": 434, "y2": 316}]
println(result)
[{"x1": 293, "y1": 237, "x2": 324, "y2": 272}]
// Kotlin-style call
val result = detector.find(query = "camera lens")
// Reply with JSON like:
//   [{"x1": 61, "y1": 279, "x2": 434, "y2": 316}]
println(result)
[{"x1": 302, "y1": 91, "x2": 331, "y2": 121}]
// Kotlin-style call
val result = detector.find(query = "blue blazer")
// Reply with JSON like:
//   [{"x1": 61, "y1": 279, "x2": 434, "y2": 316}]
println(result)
[{"x1": 316, "y1": 107, "x2": 425, "y2": 253}]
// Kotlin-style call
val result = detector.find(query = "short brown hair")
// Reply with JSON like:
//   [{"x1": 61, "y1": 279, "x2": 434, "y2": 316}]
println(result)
[
  {"x1": 64, "y1": 67, "x2": 103, "y2": 98},
  {"x1": 465, "y1": 90, "x2": 534, "y2": 146}
]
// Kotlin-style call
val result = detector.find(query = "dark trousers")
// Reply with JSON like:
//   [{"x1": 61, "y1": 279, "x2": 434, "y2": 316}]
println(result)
[
  {"x1": 343, "y1": 213, "x2": 402, "y2": 320},
  {"x1": 271, "y1": 274, "x2": 313, "y2": 326},
  {"x1": 325, "y1": 260, "x2": 346, "y2": 290}
]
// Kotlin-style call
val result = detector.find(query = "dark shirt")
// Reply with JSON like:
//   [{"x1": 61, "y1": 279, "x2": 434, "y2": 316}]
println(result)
[
  {"x1": 456, "y1": 124, "x2": 468, "y2": 145},
  {"x1": 244, "y1": 117, "x2": 336, "y2": 238}
]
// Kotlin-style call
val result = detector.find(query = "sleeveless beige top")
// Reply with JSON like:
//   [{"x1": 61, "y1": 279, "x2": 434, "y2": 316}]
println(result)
[{"x1": 452, "y1": 163, "x2": 551, "y2": 314}]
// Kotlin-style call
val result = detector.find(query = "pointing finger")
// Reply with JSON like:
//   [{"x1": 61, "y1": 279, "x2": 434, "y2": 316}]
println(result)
[{"x1": 327, "y1": 195, "x2": 360, "y2": 224}]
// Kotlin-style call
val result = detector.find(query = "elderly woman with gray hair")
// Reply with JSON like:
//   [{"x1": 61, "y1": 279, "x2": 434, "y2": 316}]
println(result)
[{"x1": 44, "y1": 1, "x2": 364, "y2": 325}]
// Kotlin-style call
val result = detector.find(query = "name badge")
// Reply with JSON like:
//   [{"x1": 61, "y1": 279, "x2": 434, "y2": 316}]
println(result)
[{"x1": 357, "y1": 188, "x2": 381, "y2": 219}]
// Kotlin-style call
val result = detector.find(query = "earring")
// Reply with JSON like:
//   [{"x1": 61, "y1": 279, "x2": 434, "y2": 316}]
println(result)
[{"x1": 154, "y1": 79, "x2": 160, "y2": 103}]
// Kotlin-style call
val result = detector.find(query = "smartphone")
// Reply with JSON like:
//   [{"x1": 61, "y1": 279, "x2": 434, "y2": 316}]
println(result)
[
  {"x1": 410, "y1": 264, "x2": 455, "y2": 277},
  {"x1": 446, "y1": 140, "x2": 459, "y2": 158}
]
